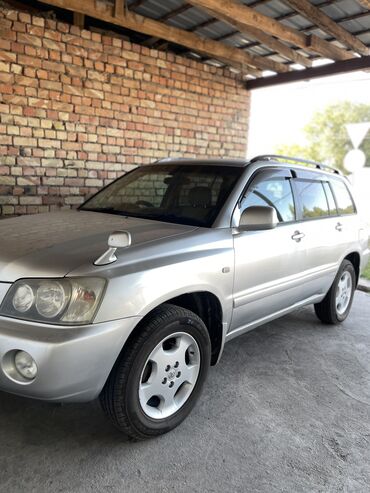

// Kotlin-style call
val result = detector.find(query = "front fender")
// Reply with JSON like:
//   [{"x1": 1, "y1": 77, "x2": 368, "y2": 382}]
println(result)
[
  {"x1": 94, "y1": 252, "x2": 234, "y2": 327},
  {"x1": 69, "y1": 228, "x2": 235, "y2": 328}
]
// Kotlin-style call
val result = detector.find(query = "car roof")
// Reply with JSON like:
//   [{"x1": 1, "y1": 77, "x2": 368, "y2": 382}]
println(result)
[{"x1": 154, "y1": 156, "x2": 342, "y2": 178}]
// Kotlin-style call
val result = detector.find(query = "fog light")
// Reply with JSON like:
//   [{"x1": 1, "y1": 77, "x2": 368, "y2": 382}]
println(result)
[{"x1": 14, "y1": 351, "x2": 37, "y2": 380}]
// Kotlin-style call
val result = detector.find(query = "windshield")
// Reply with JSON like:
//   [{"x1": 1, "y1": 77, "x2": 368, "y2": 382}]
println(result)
[{"x1": 80, "y1": 164, "x2": 242, "y2": 227}]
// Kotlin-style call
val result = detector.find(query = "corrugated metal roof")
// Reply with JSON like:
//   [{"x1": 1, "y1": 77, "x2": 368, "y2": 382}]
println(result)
[
  {"x1": 126, "y1": 0, "x2": 370, "y2": 79},
  {"x1": 128, "y1": 1, "x2": 369, "y2": 38}
]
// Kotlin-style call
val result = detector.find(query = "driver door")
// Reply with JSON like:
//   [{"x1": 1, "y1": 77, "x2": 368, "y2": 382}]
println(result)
[{"x1": 230, "y1": 168, "x2": 304, "y2": 333}]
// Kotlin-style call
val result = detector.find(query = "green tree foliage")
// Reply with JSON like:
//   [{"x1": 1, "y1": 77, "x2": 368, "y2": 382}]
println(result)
[{"x1": 276, "y1": 102, "x2": 370, "y2": 172}]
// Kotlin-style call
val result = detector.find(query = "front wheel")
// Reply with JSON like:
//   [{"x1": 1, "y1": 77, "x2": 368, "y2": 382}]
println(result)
[
  {"x1": 314, "y1": 259, "x2": 356, "y2": 324},
  {"x1": 100, "y1": 304, "x2": 211, "y2": 440}
]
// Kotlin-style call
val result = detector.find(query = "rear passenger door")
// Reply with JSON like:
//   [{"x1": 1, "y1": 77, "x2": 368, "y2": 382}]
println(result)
[
  {"x1": 329, "y1": 177, "x2": 358, "y2": 264},
  {"x1": 290, "y1": 171, "x2": 345, "y2": 300}
]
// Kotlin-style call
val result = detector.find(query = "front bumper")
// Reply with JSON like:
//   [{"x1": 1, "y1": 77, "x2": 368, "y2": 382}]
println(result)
[{"x1": 0, "y1": 315, "x2": 141, "y2": 403}]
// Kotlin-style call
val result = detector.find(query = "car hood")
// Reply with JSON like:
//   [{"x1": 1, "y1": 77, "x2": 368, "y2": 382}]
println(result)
[{"x1": 0, "y1": 210, "x2": 197, "y2": 282}]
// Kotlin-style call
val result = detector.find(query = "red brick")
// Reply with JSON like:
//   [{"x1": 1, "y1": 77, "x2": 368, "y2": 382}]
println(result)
[
  {"x1": 18, "y1": 12, "x2": 31, "y2": 23},
  {"x1": 27, "y1": 25, "x2": 44, "y2": 37},
  {"x1": 40, "y1": 79, "x2": 62, "y2": 91},
  {"x1": 0, "y1": 49, "x2": 16, "y2": 62},
  {"x1": 0, "y1": 166, "x2": 10, "y2": 175},
  {"x1": 43, "y1": 38, "x2": 65, "y2": 51},
  {"x1": 17, "y1": 32, "x2": 42, "y2": 47},
  {"x1": 0, "y1": 72, "x2": 13, "y2": 83},
  {"x1": 13, "y1": 136, "x2": 37, "y2": 146},
  {"x1": 0, "y1": 61, "x2": 10, "y2": 72},
  {"x1": 44, "y1": 29, "x2": 62, "y2": 42},
  {"x1": 0, "y1": 18, "x2": 12, "y2": 29},
  {"x1": 32, "y1": 16, "x2": 45, "y2": 28},
  {"x1": 57, "y1": 22, "x2": 69, "y2": 34},
  {"x1": 4, "y1": 10, "x2": 18, "y2": 21},
  {"x1": 49, "y1": 50, "x2": 61, "y2": 62},
  {"x1": 0, "y1": 39, "x2": 10, "y2": 51},
  {"x1": 42, "y1": 60, "x2": 65, "y2": 72},
  {"x1": 0, "y1": 83, "x2": 12, "y2": 94},
  {"x1": 14, "y1": 75, "x2": 36, "y2": 87},
  {"x1": 24, "y1": 107, "x2": 46, "y2": 118},
  {"x1": 18, "y1": 54, "x2": 42, "y2": 68}
]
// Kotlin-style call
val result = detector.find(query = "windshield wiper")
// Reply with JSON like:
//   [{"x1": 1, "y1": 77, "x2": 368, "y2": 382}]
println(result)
[
  {"x1": 81, "y1": 207, "x2": 152, "y2": 220},
  {"x1": 81, "y1": 208, "x2": 204, "y2": 226},
  {"x1": 140, "y1": 213, "x2": 205, "y2": 227},
  {"x1": 81, "y1": 207, "x2": 127, "y2": 216}
]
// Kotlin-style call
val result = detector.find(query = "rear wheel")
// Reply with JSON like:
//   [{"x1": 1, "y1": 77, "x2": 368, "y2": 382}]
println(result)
[
  {"x1": 100, "y1": 304, "x2": 211, "y2": 440},
  {"x1": 314, "y1": 259, "x2": 356, "y2": 324}
]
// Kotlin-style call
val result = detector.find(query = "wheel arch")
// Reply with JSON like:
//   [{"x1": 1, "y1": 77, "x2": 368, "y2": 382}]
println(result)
[
  {"x1": 121, "y1": 291, "x2": 224, "y2": 366},
  {"x1": 165, "y1": 291, "x2": 223, "y2": 365},
  {"x1": 344, "y1": 251, "x2": 360, "y2": 285}
]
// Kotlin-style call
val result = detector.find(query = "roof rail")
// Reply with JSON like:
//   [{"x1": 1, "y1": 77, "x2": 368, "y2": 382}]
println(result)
[{"x1": 249, "y1": 154, "x2": 341, "y2": 175}]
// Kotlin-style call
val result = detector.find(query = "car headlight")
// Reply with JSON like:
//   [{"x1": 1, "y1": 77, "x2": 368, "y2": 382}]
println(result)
[
  {"x1": 35, "y1": 281, "x2": 68, "y2": 318},
  {"x1": 12, "y1": 284, "x2": 35, "y2": 313},
  {"x1": 0, "y1": 278, "x2": 106, "y2": 325}
]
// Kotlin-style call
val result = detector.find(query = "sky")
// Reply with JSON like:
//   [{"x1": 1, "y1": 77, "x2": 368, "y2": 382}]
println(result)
[{"x1": 247, "y1": 69, "x2": 370, "y2": 159}]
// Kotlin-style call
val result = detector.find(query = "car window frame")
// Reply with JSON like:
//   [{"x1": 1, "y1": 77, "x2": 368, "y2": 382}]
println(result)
[
  {"x1": 80, "y1": 163, "x2": 244, "y2": 228},
  {"x1": 291, "y1": 177, "x2": 332, "y2": 222},
  {"x1": 322, "y1": 180, "x2": 338, "y2": 216},
  {"x1": 233, "y1": 166, "x2": 298, "y2": 228},
  {"x1": 329, "y1": 177, "x2": 357, "y2": 217}
]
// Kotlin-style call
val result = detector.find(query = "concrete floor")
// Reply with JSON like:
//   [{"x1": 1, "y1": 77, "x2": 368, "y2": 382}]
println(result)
[{"x1": 1, "y1": 292, "x2": 370, "y2": 493}]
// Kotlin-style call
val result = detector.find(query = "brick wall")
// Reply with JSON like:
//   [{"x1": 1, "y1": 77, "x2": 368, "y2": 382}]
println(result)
[{"x1": 0, "y1": 7, "x2": 250, "y2": 217}]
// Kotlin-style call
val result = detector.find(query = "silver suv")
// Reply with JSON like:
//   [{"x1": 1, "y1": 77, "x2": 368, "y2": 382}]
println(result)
[{"x1": 0, "y1": 155, "x2": 368, "y2": 439}]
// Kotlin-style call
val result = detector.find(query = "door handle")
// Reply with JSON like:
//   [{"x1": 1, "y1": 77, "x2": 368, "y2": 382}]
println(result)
[
  {"x1": 291, "y1": 231, "x2": 305, "y2": 242},
  {"x1": 335, "y1": 222, "x2": 343, "y2": 232}
]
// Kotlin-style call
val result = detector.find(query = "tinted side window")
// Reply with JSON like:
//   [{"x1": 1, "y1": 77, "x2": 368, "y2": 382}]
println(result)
[
  {"x1": 241, "y1": 173, "x2": 295, "y2": 222},
  {"x1": 323, "y1": 182, "x2": 337, "y2": 215},
  {"x1": 331, "y1": 180, "x2": 355, "y2": 215},
  {"x1": 295, "y1": 180, "x2": 329, "y2": 219}
]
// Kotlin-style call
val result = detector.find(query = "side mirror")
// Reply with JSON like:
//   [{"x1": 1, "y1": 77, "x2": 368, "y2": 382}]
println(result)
[
  {"x1": 94, "y1": 230, "x2": 132, "y2": 266},
  {"x1": 108, "y1": 231, "x2": 131, "y2": 249},
  {"x1": 238, "y1": 206, "x2": 278, "y2": 231}
]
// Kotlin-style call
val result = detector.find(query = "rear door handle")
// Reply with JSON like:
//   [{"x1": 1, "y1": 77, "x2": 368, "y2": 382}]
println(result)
[
  {"x1": 335, "y1": 222, "x2": 343, "y2": 232},
  {"x1": 291, "y1": 231, "x2": 305, "y2": 242}
]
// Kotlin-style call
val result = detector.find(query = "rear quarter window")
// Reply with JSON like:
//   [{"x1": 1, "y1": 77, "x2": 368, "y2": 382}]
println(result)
[{"x1": 331, "y1": 180, "x2": 356, "y2": 215}]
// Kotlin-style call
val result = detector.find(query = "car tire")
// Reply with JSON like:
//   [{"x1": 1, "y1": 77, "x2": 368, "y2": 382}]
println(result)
[
  {"x1": 314, "y1": 259, "x2": 356, "y2": 324},
  {"x1": 100, "y1": 303, "x2": 211, "y2": 440}
]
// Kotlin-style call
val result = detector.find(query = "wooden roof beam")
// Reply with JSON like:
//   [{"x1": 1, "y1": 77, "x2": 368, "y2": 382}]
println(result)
[
  {"x1": 145, "y1": 3, "x2": 310, "y2": 66},
  {"x1": 201, "y1": 6, "x2": 312, "y2": 67},
  {"x1": 186, "y1": 0, "x2": 340, "y2": 36},
  {"x1": 114, "y1": 0, "x2": 125, "y2": 19},
  {"x1": 283, "y1": 0, "x2": 369, "y2": 56},
  {"x1": 73, "y1": 11, "x2": 85, "y2": 28},
  {"x1": 187, "y1": 0, "x2": 353, "y2": 60},
  {"x1": 185, "y1": 0, "x2": 354, "y2": 49},
  {"x1": 38, "y1": 0, "x2": 289, "y2": 74},
  {"x1": 357, "y1": 1, "x2": 370, "y2": 8},
  {"x1": 246, "y1": 55, "x2": 370, "y2": 89},
  {"x1": 215, "y1": 10, "x2": 370, "y2": 60},
  {"x1": 246, "y1": 27, "x2": 370, "y2": 64}
]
